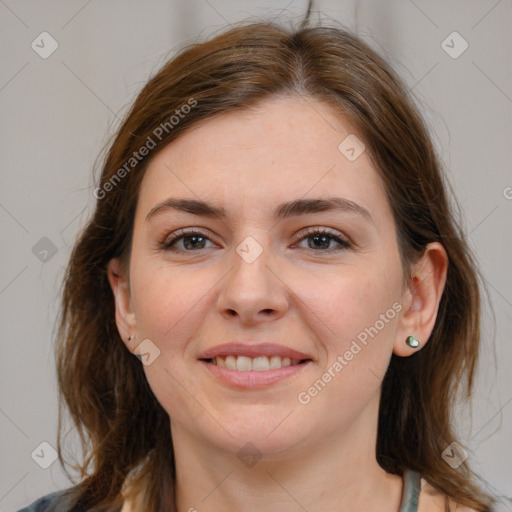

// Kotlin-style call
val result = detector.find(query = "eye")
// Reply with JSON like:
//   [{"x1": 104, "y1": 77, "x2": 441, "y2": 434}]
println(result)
[
  {"x1": 159, "y1": 227, "x2": 352, "y2": 253},
  {"x1": 293, "y1": 227, "x2": 352, "y2": 252},
  {"x1": 160, "y1": 229, "x2": 216, "y2": 251}
]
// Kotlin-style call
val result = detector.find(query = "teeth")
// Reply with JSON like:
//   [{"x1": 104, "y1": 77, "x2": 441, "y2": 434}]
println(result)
[
  {"x1": 236, "y1": 356, "x2": 252, "y2": 371},
  {"x1": 225, "y1": 355, "x2": 237, "y2": 370},
  {"x1": 212, "y1": 355, "x2": 303, "y2": 371},
  {"x1": 253, "y1": 356, "x2": 269, "y2": 371},
  {"x1": 269, "y1": 355, "x2": 281, "y2": 369}
]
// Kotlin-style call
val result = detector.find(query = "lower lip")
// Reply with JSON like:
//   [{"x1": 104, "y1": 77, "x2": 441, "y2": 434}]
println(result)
[{"x1": 199, "y1": 360, "x2": 312, "y2": 389}]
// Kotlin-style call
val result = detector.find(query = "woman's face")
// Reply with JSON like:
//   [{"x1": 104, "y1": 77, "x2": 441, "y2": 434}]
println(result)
[{"x1": 113, "y1": 96, "x2": 412, "y2": 458}]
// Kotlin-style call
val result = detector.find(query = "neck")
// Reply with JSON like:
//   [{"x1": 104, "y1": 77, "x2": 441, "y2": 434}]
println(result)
[{"x1": 171, "y1": 396, "x2": 403, "y2": 512}]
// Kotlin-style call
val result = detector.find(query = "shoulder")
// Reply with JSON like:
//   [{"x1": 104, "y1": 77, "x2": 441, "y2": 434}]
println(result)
[
  {"x1": 417, "y1": 478, "x2": 478, "y2": 512},
  {"x1": 417, "y1": 477, "x2": 512, "y2": 512},
  {"x1": 16, "y1": 489, "x2": 74, "y2": 512}
]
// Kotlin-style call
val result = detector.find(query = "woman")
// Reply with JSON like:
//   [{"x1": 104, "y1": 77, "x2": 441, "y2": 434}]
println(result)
[{"x1": 18, "y1": 17, "x2": 507, "y2": 512}]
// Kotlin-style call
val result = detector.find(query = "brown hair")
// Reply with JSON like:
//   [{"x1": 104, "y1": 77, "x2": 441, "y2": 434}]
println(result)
[{"x1": 55, "y1": 20, "x2": 496, "y2": 512}]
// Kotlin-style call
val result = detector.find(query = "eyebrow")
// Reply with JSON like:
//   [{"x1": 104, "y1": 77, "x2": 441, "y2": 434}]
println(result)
[{"x1": 145, "y1": 197, "x2": 374, "y2": 225}]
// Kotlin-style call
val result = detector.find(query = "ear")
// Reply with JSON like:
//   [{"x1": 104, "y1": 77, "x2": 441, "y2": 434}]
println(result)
[
  {"x1": 107, "y1": 258, "x2": 137, "y2": 351},
  {"x1": 393, "y1": 242, "x2": 448, "y2": 356}
]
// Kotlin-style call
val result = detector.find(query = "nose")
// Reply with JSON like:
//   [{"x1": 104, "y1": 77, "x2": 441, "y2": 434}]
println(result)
[{"x1": 216, "y1": 238, "x2": 289, "y2": 325}]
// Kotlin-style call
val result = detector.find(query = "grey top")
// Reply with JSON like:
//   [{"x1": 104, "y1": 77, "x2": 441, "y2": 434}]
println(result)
[
  {"x1": 16, "y1": 489, "x2": 74, "y2": 512},
  {"x1": 399, "y1": 469, "x2": 421, "y2": 512},
  {"x1": 15, "y1": 470, "x2": 421, "y2": 511},
  {"x1": 397, "y1": 471, "x2": 512, "y2": 512},
  {"x1": 15, "y1": 469, "x2": 512, "y2": 512}
]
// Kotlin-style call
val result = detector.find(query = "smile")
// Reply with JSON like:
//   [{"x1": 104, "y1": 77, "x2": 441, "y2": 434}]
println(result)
[
  {"x1": 200, "y1": 357, "x2": 312, "y2": 389},
  {"x1": 207, "y1": 355, "x2": 306, "y2": 371}
]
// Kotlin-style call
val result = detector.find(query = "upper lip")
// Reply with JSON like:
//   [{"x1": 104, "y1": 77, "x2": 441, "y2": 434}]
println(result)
[{"x1": 198, "y1": 343, "x2": 313, "y2": 361}]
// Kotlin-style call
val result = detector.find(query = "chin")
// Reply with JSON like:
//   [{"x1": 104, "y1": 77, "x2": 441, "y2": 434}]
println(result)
[{"x1": 211, "y1": 415, "x2": 313, "y2": 459}]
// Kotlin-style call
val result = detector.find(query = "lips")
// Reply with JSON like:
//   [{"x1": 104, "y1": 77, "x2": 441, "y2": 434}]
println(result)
[
  {"x1": 197, "y1": 342, "x2": 313, "y2": 361},
  {"x1": 198, "y1": 343, "x2": 313, "y2": 388}
]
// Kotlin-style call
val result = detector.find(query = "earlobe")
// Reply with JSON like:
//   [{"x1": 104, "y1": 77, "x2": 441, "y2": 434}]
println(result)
[
  {"x1": 107, "y1": 258, "x2": 137, "y2": 349},
  {"x1": 393, "y1": 242, "x2": 448, "y2": 357}
]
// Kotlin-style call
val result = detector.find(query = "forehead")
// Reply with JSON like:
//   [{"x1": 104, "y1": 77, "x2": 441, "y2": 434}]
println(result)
[{"x1": 137, "y1": 95, "x2": 390, "y2": 223}]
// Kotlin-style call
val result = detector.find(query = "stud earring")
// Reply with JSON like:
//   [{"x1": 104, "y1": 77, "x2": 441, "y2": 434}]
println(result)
[
  {"x1": 406, "y1": 335, "x2": 420, "y2": 348},
  {"x1": 127, "y1": 336, "x2": 133, "y2": 342}
]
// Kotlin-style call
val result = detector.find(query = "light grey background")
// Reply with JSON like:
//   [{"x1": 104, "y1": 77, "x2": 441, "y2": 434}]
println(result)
[{"x1": 1, "y1": 1, "x2": 511, "y2": 510}]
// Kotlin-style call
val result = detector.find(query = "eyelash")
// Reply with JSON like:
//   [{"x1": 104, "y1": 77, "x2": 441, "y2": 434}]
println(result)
[{"x1": 159, "y1": 227, "x2": 352, "y2": 253}]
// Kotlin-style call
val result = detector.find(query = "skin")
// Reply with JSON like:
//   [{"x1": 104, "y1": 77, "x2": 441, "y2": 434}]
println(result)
[{"x1": 109, "y1": 95, "x2": 450, "y2": 512}]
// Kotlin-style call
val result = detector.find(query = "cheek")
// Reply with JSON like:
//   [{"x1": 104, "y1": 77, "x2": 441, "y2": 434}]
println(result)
[
  {"x1": 300, "y1": 262, "x2": 402, "y2": 348},
  {"x1": 130, "y1": 265, "x2": 212, "y2": 350},
  {"x1": 129, "y1": 268, "x2": 215, "y2": 409},
  {"x1": 293, "y1": 266, "x2": 402, "y2": 420}
]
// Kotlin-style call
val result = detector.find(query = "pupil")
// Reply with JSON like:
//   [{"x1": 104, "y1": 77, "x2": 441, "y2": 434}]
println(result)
[
  {"x1": 185, "y1": 236, "x2": 205, "y2": 250},
  {"x1": 310, "y1": 234, "x2": 329, "y2": 250}
]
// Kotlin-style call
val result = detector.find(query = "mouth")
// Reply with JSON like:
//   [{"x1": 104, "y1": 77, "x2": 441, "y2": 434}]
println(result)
[
  {"x1": 199, "y1": 355, "x2": 313, "y2": 389},
  {"x1": 197, "y1": 343, "x2": 313, "y2": 388},
  {"x1": 202, "y1": 355, "x2": 311, "y2": 371}
]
